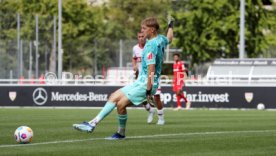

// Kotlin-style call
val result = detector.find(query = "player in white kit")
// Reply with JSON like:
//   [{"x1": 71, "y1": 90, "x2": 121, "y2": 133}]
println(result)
[{"x1": 132, "y1": 32, "x2": 165, "y2": 125}]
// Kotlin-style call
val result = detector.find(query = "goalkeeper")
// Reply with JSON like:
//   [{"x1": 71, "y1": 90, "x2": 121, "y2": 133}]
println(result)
[
  {"x1": 73, "y1": 17, "x2": 173, "y2": 140},
  {"x1": 132, "y1": 32, "x2": 165, "y2": 125}
]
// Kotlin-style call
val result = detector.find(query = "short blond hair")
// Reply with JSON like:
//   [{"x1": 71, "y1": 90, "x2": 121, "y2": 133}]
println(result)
[{"x1": 141, "y1": 17, "x2": 159, "y2": 31}]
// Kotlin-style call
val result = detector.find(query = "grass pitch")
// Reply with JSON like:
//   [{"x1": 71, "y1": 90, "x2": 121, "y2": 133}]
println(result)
[{"x1": 0, "y1": 108, "x2": 276, "y2": 156}]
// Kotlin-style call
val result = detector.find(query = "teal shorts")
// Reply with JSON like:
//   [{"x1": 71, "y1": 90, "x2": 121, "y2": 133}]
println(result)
[{"x1": 120, "y1": 80, "x2": 157, "y2": 106}]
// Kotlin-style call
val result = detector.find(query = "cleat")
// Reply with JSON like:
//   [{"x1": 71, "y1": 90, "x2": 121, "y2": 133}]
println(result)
[
  {"x1": 105, "y1": 132, "x2": 125, "y2": 140},
  {"x1": 147, "y1": 111, "x2": 155, "y2": 123},
  {"x1": 73, "y1": 121, "x2": 95, "y2": 133},
  {"x1": 174, "y1": 106, "x2": 182, "y2": 111},
  {"x1": 157, "y1": 119, "x2": 165, "y2": 125}
]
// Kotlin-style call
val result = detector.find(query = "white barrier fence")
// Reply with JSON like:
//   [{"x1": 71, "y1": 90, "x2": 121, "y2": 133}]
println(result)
[{"x1": 1, "y1": 78, "x2": 276, "y2": 86}]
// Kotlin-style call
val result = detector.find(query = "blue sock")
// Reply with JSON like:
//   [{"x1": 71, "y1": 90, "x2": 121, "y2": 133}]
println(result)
[{"x1": 93, "y1": 102, "x2": 116, "y2": 123}]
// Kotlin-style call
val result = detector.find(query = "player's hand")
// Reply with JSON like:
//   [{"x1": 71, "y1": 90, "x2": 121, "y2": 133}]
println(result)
[
  {"x1": 133, "y1": 66, "x2": 138, "y2": 79},
  {"x1": 134, "y1": 70, "x2": 139, "y2": 79},
  {"x1": 146, "y1": 89, "x2": 155, "y2": 107},
  {"x1": 167, "y1": 15, "x2": 174, "y2": 28}
]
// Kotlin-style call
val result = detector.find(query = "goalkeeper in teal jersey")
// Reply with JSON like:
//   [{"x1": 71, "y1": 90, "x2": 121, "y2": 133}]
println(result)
[{"x1": 73, "y1": 17, "x2": 173, "y2": 140}]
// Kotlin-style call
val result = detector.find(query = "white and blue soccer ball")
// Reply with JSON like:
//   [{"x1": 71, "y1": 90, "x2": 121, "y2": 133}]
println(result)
[
  {"x1": 14, "y1": 126, "x2": 33, "y2": 144},
  {"x1": 257, "y1": 103, "x2": 265, "y2": 110}
]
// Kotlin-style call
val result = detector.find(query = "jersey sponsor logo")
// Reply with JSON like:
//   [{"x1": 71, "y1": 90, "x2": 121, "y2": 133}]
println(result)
[{"x1": 147, "y1": 53, "x2": 153, "y2": 60}]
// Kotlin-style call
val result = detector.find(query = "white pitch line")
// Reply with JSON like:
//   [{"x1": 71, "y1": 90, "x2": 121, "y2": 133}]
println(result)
[
  {"x1": 0, "y1": 137, "x2": 104, "y2": 148},
  {"x1": 127, "y1": 129, "x2": 276, "y2": 139},
  {"x1": 1, "y1": 129, "x2": 275, "y2": 148}
]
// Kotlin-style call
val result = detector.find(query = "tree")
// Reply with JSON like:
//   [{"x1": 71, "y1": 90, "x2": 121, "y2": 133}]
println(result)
[
  {"x1": 0, "y1": 0, "x2": 18, "y2": 40},
  {"x1": 0, "y1": 0, "x2": 104, "y2": 76},
  {"x1": 261, "y1": 0, "x2": 276, "y2": 57},
  {"x1": 62, "y1": 0, "x2": 104, "y2": 73},
  {"x1": 0, "y1": 1, "x2": 24, "y2": 78},
  {"x1": 102, "y1": 0, "x2": 171, "y2": 39},
  {"x1": 86, "y1": 0, "x2": 172, "y2": 73},
  {"x1": 172, "y1": 0, "x2": 274, "y2": 65}
]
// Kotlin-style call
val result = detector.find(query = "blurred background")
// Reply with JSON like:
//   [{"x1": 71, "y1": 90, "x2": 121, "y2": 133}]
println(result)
[{"x1": 0, "y1": 0, "x2": 275, "y2": 80}]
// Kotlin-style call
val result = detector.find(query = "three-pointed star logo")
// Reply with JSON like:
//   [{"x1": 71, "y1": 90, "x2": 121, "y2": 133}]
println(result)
[{"x1": 32, "y1": 88, "x2": 48, "y2": 105}]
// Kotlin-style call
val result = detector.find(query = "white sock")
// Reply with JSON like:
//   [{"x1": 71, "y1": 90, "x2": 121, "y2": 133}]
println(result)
[
  {"x1": 145, "y1": 103, "x2": 151, "y2": 111},
  {"x1": 118, "y1": 127, "x2": 125, "y2": 136},
  {"x1": 157, "y1": 109, "x2": 164, "y2": 120},
  {"x1": 145, "y1": 103, "x2": 155, "y2": 113},
  {"x1": 150, "y1": 107, "x2": 155, "y2": 113},
  {"x1": 88, "y1": 117, "x2": 99, "y2": 126}
]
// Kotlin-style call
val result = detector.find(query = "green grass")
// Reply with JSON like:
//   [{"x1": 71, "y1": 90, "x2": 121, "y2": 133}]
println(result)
[{"x1": 0, "y1": 108, "x2": 276, "y2": 156}]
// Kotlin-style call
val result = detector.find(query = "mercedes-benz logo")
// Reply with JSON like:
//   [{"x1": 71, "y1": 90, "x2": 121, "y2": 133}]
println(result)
[{"x1": 33, "y1": 88, "x2": 48, "y2": 105}]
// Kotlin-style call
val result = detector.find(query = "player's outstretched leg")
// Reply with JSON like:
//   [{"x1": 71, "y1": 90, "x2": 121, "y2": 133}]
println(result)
[
  {"x1": 73, "y1": 90, "x2": 125, "y2": 133},
  {"x1": 73, "y1": 101, "x2": 116, "y2": 133},
  {"x1": 73, "y1": 121, "x2": 95, "y2": 133}
]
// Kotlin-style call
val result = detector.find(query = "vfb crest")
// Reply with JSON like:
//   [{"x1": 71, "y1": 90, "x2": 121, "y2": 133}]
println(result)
[{"x1": 244, "y1": 92, "x2": 253, "y2": 103}]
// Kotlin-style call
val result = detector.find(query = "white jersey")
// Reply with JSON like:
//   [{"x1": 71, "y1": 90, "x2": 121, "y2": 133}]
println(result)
[{"x1": 132, "y1": 44, "x2": 143, "y2": 71}]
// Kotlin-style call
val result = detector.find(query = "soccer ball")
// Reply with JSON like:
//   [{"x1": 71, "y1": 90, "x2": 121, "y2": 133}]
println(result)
[
  {"x1": 257, "y1": 103, "x2": 265, "y2": 110},
  {"x1": 14, "y1": 126, "x2": 33, "y2": 144}
]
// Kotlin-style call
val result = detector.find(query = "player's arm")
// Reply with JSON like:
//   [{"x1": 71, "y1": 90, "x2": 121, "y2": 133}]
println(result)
[
  {"x1": 167, "y1": 17, "x2": 174, "y2": 43},
  {"x1": 184, "y1": 67, "x2": 189, "y2": 76},
  {"x1": 132, "y1": 57, "x2": 139, "y2": 79},
  {"x1": 179, "y1": 62, "x2": 188, "y2": 78},
  {"x1": 132, "y1": 57, "x2": 138, "y2": 72},
  {"x1": 146, "y1": 64, "x2": 155, "y2": 107},
  {"x1": 181, "y1": 62, "x2": 189, "y2": 76},
  {"x1": 132, "y1": 48, "x2": 138, "y2": 72},
  {"x1": 145, "y1": 50, "x2": 156, "y2": 107},
  {"x1": 147, "y1": 64, "x2": 155, "y2": 91},
  {"x1": 167, "y1": 28, "x2": 173, "y2": 43}
]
